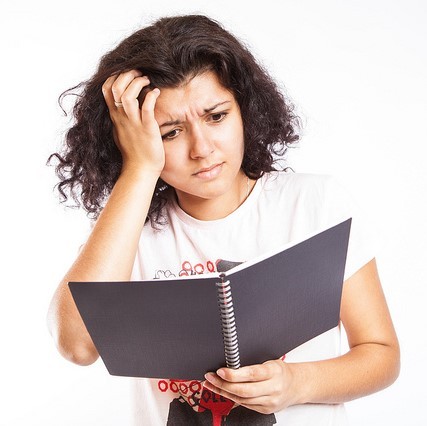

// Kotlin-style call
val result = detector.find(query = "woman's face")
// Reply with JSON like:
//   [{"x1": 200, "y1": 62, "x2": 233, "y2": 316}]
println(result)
[{"x1": 154, "y1": 71, "x2": 247, "y2": 220}]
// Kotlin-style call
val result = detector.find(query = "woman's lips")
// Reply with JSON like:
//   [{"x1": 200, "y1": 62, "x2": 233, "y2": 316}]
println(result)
[{"x1": 193, "y1": 162, "x2": 224, "y2": 179}]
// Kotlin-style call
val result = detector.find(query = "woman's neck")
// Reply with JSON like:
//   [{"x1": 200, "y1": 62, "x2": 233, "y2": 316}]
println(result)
[{"x1": 174, "y1": 173, "x2": 255, "y2": 221}]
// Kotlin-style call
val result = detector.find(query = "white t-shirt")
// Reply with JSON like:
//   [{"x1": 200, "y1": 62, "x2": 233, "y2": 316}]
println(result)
[{"x1": 129, "y1": 172, "x2": 375, "y2": 425}]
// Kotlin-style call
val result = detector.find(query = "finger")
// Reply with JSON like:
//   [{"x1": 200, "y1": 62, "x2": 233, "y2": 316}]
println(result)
[
  {"x1": 140, "y1": 88, "x2": 161, "y2": 121},
  {"x1": 203, "y1": 380, "x2": 271, "y2": 404},
  {"x1": 121, "y1": 76, "x2": 151, "y2": 120},
  {"x1": 216, "y1": 362, "x2": 276, "y2": 383},
  {"x1": 112, "y1": 127, "x2": 119, "y2": 146},
  {"x1": 204, "y1": 373, "x2": 270, "y2": 399},
  {"x1": 102, "y1": 74, "x2": 119, "y2": 112},
  {"x1": 111, "y1": 69, "x2": 143, "y2": 104}
]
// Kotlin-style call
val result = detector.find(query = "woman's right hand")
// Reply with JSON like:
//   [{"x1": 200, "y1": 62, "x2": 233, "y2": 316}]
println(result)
[{"x1": 102, "y1": 70, "x2": 165, "y2": 176}]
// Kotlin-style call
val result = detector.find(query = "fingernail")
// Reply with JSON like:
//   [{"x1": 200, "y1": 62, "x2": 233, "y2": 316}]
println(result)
[
  {"x1": 153, "y1": 88, "x2": 160, "y2": 94},
  {"x1": 204, "y1": 372, "x2": 215, "y2": 381},
  {"x1": 217, "y1": 369, "x2": 226, "y2": 378}
]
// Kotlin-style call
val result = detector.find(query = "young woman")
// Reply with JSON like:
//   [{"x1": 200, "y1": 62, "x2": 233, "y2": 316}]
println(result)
[{"x1": 47, "y1": 15, "x2": 399, "y2": 425}]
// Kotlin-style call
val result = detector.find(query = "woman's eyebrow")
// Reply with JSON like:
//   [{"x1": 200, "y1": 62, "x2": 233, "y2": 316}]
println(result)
[
  {"x1": 203, "y1": 100, "x2": 231, "y2": 113},
  {"x1": 160, "y1": 119, "x2": 182, "y2": 128},
  {"x1": 159, "y1": 100, "x2": 232, "y2": 128}
]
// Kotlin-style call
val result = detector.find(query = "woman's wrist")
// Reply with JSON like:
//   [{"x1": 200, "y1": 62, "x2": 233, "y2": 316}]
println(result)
[
  {"x1": 119, "y1": 164, "x2": 162, "y2": 186},
  {"x1": 285, "y1": 362, "x2": 313, "y2": 406}
]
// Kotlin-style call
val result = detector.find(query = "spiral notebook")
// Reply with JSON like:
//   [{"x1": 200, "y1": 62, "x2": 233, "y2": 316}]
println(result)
[{"x1": 69, "y1": 218, "x2": 351, "y2": 380}]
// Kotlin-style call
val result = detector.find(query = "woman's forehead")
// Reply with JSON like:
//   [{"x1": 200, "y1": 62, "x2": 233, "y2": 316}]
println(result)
[{"x1": 154, "y1": 71, "x2": 236, "y2": 122}]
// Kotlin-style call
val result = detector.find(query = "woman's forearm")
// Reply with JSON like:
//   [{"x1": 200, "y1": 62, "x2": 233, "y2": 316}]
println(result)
[
  {"x1": 47, "y1": 169, "x2": 159, "y2": 365},
  {"x1": 203, "y1": 340, "x2": 400, "y2": 413},
  {"x1": 289, "y1": 341, "x2": 400, "y2": 405}
]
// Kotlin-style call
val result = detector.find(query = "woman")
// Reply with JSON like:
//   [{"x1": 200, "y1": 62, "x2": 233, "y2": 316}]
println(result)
[{"x1": 47, "y1": 15, "x2": 399, "y2": 425}]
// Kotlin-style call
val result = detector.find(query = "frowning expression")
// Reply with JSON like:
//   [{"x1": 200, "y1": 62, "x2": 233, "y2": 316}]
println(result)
[{"x1": 154, "y1": 71, "x2": 246, "y2": 217}]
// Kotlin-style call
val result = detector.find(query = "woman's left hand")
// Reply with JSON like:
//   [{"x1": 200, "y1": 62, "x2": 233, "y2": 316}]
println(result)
[{"x1": 203, "y1": 359, "x2": 299, "y2": 414}]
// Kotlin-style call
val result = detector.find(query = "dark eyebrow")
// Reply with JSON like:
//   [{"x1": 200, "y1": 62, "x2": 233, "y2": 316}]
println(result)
[
  {"x1": 159, "y1": 100, "x2": 231, "y2": 128},
  {"x1": 203, "y1": 100, "x2": 231, "y2": 113},
  {"x1": 160, "y1": 119, "x2": 182, "y2": 128}
]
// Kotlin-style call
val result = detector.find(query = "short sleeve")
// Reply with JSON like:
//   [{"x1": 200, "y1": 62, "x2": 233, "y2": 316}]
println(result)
[{"x1": 321, "y1": 176, "x2": 378, "y2": 281}]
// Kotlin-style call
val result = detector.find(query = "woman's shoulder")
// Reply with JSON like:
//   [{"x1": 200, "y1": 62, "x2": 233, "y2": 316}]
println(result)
[
  {"x1": 260, "y1": 171, "x2": 356, "y2": 223},
  {"x1": 262, "y1": 171, "x2": 341, "y2": 197}
]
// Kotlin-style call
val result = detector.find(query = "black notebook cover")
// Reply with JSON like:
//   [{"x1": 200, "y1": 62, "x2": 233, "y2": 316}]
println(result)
[{"x1": 69, "y1": 218, "x2": 351, "y2": 380}]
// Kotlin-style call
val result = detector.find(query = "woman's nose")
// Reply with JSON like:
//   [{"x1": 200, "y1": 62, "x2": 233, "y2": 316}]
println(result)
[{"x1": 189, "y1": 125, "x2": 215, "y2": 159}]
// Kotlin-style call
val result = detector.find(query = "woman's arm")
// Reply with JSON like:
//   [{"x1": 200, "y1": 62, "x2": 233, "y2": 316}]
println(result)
[
  {"x1": 203, "y1": 258, "x2": 400, "y2": 413},
  {"x1": 47, "y1": 70, "x2": 164, "y2": 366}
]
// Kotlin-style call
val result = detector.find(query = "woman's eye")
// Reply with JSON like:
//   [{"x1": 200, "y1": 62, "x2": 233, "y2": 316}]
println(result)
[
  {"x1": 209, "y1": 112, "x2": 227, "y2": 122},
  {"x1": 162, "y1": 129, "x2": 180, "y2": 140}
]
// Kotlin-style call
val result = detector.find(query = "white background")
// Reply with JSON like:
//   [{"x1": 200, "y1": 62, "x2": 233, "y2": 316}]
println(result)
[{"x1": 1, "y1": 0, "x2": 426, "y2": 424}]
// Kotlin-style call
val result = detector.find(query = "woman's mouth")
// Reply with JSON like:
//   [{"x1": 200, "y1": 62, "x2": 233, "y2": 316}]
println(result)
[{"x1": 193, "y1": 163, "x2": 224, "y2": 180}]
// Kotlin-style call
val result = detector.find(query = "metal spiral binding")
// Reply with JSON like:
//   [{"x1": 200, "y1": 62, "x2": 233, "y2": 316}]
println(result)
[{"x1": 216, "y1": 274, "x2": 241, "y2": 369}]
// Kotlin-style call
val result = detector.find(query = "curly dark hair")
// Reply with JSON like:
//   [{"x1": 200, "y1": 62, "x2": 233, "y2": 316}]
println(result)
[{"x1": 49, "y1": 14, "x2": 300, "y2": 227}]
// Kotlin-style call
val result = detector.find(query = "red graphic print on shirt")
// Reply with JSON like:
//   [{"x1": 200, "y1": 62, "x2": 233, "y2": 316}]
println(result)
[
  {"x1": 179, "y1": 259, "x2": 217, "y2": 276},
  {"x1": 159, "y1": 379, "x2": 235, "y2": 426}
]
